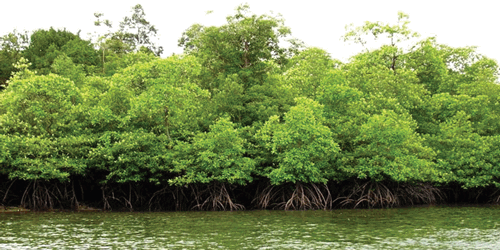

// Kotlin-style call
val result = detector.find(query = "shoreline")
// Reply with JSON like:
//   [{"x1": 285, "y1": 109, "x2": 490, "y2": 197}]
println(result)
[{"x1": 2, "y1": 203, "x2": 498, "y2": 214}]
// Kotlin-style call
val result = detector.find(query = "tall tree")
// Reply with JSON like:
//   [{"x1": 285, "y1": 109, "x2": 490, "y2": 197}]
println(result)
[
  {"x1": 179, "y1": 4, "x2": 302, "y2": 89},
  {"x1": 0, "y1": 30, "x2": 30, "y2": 88},
  {"x1": 344, "y1": 11, "x2": 419, "y2": 73},
  {"x1": 94, "y1": 4, "x2": 163, "y2": 57},
  {"x1": 23, "y1": 28, "x2": 99, "y2": 75}
]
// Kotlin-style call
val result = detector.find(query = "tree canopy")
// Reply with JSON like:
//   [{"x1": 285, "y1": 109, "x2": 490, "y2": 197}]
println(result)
[{"x1": 1, "y1": 6, "x2": 499, "y2": 211}]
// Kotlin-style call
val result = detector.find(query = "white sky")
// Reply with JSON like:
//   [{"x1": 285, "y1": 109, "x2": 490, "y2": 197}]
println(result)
[{"x1": 1, "y1": 0, "x2": 499, "y2": 64}]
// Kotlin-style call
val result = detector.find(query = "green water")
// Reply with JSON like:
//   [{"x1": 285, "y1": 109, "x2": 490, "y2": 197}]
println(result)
[{"x1": 1, "y1": 206, "x2": 500, "y2": 249}]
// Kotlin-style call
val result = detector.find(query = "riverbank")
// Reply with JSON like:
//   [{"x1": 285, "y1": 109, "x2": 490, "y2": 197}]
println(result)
[
  {"x1": 0, "y1": 205, "x2": 104, "y2": 213},
  {"x1": 2, "y1": 178, "x2": 499, "y2": 212},
  {"x1": 0, "y1": 206, "x2": 30, "y2": 214}
]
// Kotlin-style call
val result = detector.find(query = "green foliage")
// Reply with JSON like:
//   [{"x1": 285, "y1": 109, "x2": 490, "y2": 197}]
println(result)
[
  {"x1": 317, "y1": 69, "x2": 436, "y2": 183},
  {"x1": 344, "y1": 11, "x2": 419, "y2": 47},
  {"x1": 78, "y1": 55, "x2": 210, "y2": 184},
  {"x1": 316, "y1": 75, "x2": 367, "y2": 155},
  {"x1": 211, "y1": 74, "x2": 246, "y2": 124},
  {"x1": 89, "y1": 131, "x2": 170, "y2": 183},
  {"x1": 96, "y1": 50, "x2": 157, "y2": 77},
  {"x1": 416, "y1": 93, "x2": 498, "y2": 136},
  {"x1": 60, "y1": 38, "x2": 101, "y2": 74},
  {"x1": 0, "y1": 70, "x2": 88, "y2": 181},
  {"x1": 346, "y1": 109, "x2": 436, "y2": 182},
  {"x1": 1, "y1": 74, "x2": 82, "y2": 137},
  {"x1": 427, "y1": 111, "x2": 500, "y2": 188},
  {"x1": 6, "y1": 57, "x2": 36, "y2": 82},
  {"x1": 95, "y1": 4, "x2": 163, "y2": 56},
  {"x1": 171, "y1": 117, "x2": 255, "y2": 186},
  {"x1": 1, "y1": 6, "x2": 499, "y2": 201},
  {"x1": 257, "y1": 98, "x2": 339, "y2": 184},
  {"x1": 345, "y1": 46, "x2": 429, "y2": 111},
  {"x1": 51, "y1": 54, "x2": 86, "y2": 87},
  {"x1": 118, "y1": 4, "x2": 163, "y2": 56},
  {"x1": 79, "y1": 76, "x2": 119, "y2": 133},
  {"x1": 283, "y1": 47, "x2": 335, "y2": 98},
  {"x1": 3, "y1": 135, "x2": 90, "y2": 181},
  {"x1": 406, "y1": 38, "x2": 448, "y2": 95},
  {"x1": 179, "y1": 4, "x2": 300, "y2": 88},
  {"x1": 113, "y1": 55, "x2": 201, "y2": 95},
  {"x1": 23, "y1": 28, "x2": 99, "y2": 75},
  {"x1": 114, "y1": 55, "x2": 209, "y2": 137},
  {"x1": 0, "y1": 30, "x2": 30, "y2": 87},
  {"x1": 244, "y1": 65, "x2": 295, "y2": 125},
  {"x1": 98, "y1": 80, "x2": 133, "y2": 122}
]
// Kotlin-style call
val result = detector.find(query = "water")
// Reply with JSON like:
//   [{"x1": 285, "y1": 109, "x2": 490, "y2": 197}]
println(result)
[{"x1": 1, "y1": 206, "x2": 500, "y2": 249}]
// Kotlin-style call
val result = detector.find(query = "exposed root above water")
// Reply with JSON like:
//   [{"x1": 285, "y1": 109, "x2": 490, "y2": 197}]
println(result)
[
  {"x1": 335, "y1": 181, "x2": 397, "y2": 208},
  {"x1": 1, "y1": 179, "x2": 17, "y2": 206},
  {"x1": 490, "y1": 188, "x2": 500, "y2": 204},
  {"x1": 101, "y1": 183, "x2": 147, "y2": 211},
  {"x1": 20, "y1": 180, "x2": 80, "y2": 211},
  {"x1": 1, "y1": 177, "x2": 495, "y2": 211},
  {"x1": 148, "y1": 185, "x2": 189, "y2": 211},
  {"x1": 335, "y1": 181, "x2": 444, "y2": 208},
  {"x1": 254, "y1": 182, "x2": 332, "y2": 210},
  {"x1": 396, "y1": 182, "x2": 445, "y2": 205},
  {"x1": 190, "y1": 183, "x2": 244, "y2": 211}
]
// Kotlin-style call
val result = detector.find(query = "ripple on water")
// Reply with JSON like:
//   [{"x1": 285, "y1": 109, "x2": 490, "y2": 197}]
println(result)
[{"x1": 1, "y1": 207, "x2": 500, "y2": 249}]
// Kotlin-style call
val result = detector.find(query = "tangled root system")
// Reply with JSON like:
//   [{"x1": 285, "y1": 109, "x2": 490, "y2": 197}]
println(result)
[
  {"x1": 101, "y1": 183, "x2": 147, "y2": 211},
  {"x1": 148, "y1": 185, "x2": 189, "y2": 211},
  {"x1": 335, "y1": 181, "x2": 444, "y2": 208},
  {"x1": 20, "y1": 180, "x2": 81, "y2": 211},
  {"x1": 335, "y1": 181, "x2": 397, "y2": 208},
  {"x1": 190, "y1": 183, "x2": 244, "y2": 211},
  {"x1": 396, "y1": 182, "x2": 444, "y2": 205},
  {"x1": 254, "y1": 182, "x2": 332, "y2": 210}
]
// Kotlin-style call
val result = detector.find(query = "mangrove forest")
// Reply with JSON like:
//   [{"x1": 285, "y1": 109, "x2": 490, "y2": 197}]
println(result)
[{"x1": 1, "y1": 5, "x2": 500, "y2": 211}]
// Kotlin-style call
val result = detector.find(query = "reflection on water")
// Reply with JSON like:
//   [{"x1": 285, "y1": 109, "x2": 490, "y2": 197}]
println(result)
[{"x1": 1, "y1": 206, "x2": 499, "y2": 249}]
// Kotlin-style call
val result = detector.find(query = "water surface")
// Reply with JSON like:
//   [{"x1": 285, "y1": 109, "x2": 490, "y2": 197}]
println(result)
[{"x1": 1, "y1": 206, "x2": 499, "y2": 249}]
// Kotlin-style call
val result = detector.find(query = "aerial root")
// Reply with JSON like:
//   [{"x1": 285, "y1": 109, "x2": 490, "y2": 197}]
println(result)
[
  {"x1": 253, "y1": 182, "x2": 332, "y2": 210},
  {"x1": 19, "y1": 180, "x2": 72, "y2": 211},
  {"x1": 252, "y1": 184, "x2": 284, "y2": 209},
  {"x1": 490, "y1": 188, "x2": 500, "y2": 204},
  {"x1": 335, "y1": 181, "x2": 397, "y2": 208},
  {"x1": 101, "y1": 183, "x2": 146, "y2": 211},
  {"x1": 148, "y1": 185, "x2": 189, "y2": 211},
  {"x1": 191, "y1": 183, "x2": 244, "y2": 211},
  {"x1": 1, "y1": 179, "x2": 17, "y2": 206},
  {"x1": 335, "y1": 181, "x2": 444, "y2": 208},
  {"x1": 396, "y1": 182, "x2": 444, "y2": 205}
]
